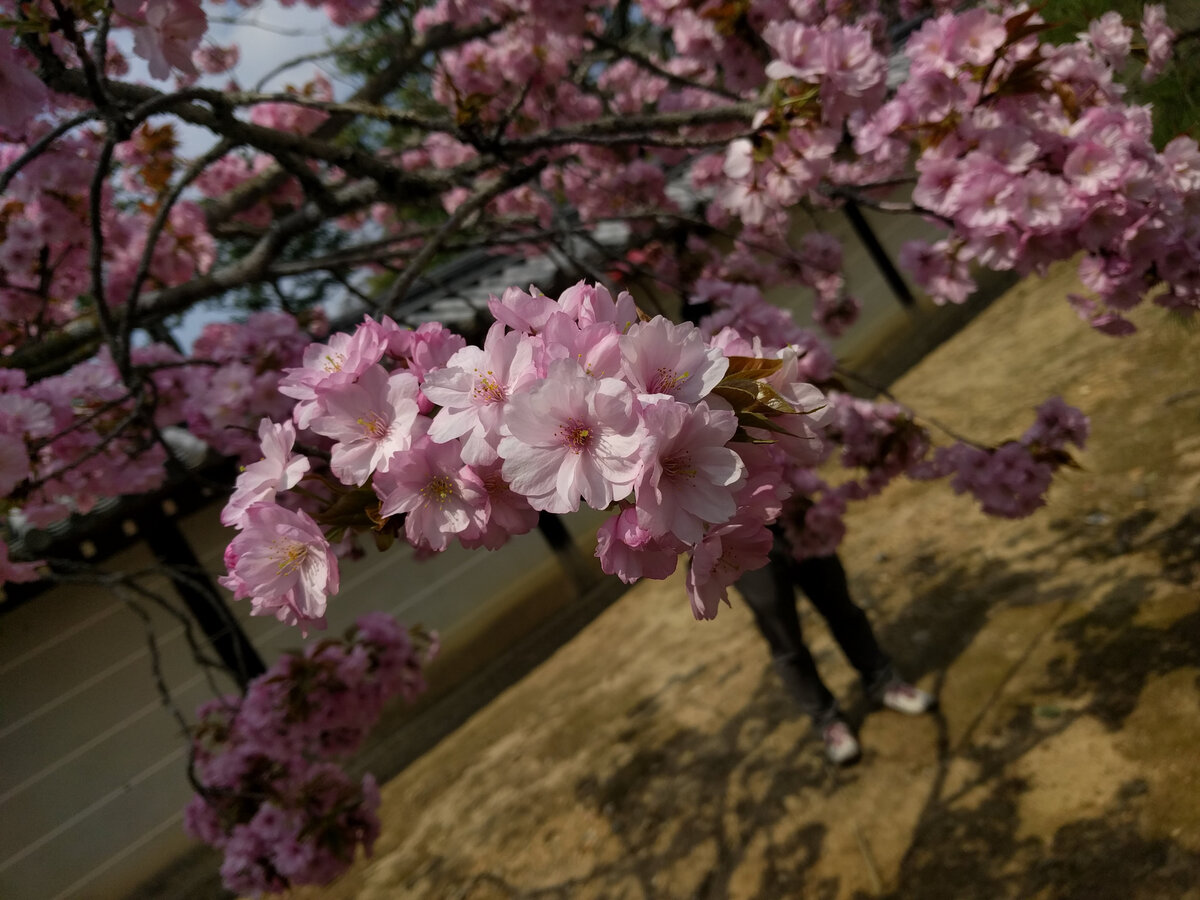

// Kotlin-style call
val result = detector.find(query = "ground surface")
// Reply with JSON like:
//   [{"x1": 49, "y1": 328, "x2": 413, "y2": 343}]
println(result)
[{"x1": 296, "y1": 262, "x2": 1200, "y2": 900}]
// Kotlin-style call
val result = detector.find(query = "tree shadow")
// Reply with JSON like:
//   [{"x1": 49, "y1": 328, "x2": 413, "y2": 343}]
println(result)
[
  {"x1": 557, "y1": 553, "x2": 1067, "y2": 899},
  {"x1": 882, "y1": 505, "x2": 1200, "y2": 899},
  {"x1": 572, "y1": 677, "x2": 837, "y2": 899}
]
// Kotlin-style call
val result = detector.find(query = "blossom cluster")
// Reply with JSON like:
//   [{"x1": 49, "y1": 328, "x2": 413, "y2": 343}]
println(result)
[
  {"x1": 810, "y1": 6, "x2": 1192, "y2": 330},
  {"x1": 0, "y1": 311, "x2": 318, "y2": 563},
  {"x1": 924, "y1": 396, "x2": 1091, "y2": 518},
  {"x1": 0, "y1": 126, "x2": 216, "y2": 340},
  {"x1": 696, "y1": 3, "x2": 1200, "y2": 341},
  {"x1": 782, "y1": 395, "x2": 1091, "y2": 555},
  {"x1": 218, "y1": 281, "x2": 832, "y2": 626},
  {"x1": 887, "y1": 4, "x2": 1197, "y2": 332},
  {"x1": 184, "y1": 613, "x2": 434, "y2": 896}
]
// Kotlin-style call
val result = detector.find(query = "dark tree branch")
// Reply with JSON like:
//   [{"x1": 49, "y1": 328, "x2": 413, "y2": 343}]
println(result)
[
  {"x1": 87, "y1": 132, "x2": 120, "y2": 353},
  {"x1": 588, "y1": 30, "x2": 742, "y2": 102},
  {"x1": 377, "y1": 159, "x2": 549, "y2": 314},
  {"x1": 204, "y1": 18, "x2": 504, "y2": 227},
  {"x1": 0, "y1": 111, "x2": 101, "y2": 194}
]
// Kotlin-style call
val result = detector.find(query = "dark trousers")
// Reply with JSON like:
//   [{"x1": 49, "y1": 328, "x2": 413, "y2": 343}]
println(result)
[{"x1": 736, "y1": 543, "x2": 892, "y2": 723}]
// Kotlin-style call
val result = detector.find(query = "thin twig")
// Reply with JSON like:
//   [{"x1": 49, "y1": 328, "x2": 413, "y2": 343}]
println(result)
[
  {"x1": 833, "y1": 366, "x2": 990, "y2": 450},
  {"x1": 120, "y1": 138, "x2": 237, "y2": 372},
  {"x1": 377, "y1": 159, "x2": 548, "y2": 314},
  {"x1": 0, "y1": 111, "x2": 101, "y2": 194},
  {"x1": 113, "y1": 588, "x2": 207, "y2": 794}
]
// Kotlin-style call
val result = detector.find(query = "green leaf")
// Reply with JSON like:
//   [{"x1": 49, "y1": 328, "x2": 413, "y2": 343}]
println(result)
[
  {"x1": 729, "y1": 426, "x2": 776, "y2": 444},
  {"x1": 736, "y1": 410, "x2": 795, "y2": 437}
]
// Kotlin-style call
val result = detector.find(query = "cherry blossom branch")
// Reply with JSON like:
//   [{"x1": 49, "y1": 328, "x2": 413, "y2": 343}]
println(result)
[
  {"x1": 221, "y1": 91, "x2": 453, "y2": 134},
  {"x1": 588, "y1": 31, "x2": 742, "y2": 101},
  {"x1": 832, "y1": 366, "x2": 990, "y2": 450},
  {"x1": 825, "y1": 185, "x2": 954, "y2": 226},
  {"x1": 494, "y1": 104, "x2": 759, "y2": 151},
  {"x1": 29, "y1": 65, "x2": 457, "y2": 202},
  {"x1": 206, "y1": 18, "x2": 503, "y2": 227},
  {"x1": 21, "y1": 412, "x2": 140, "y2": 495},
  {"x1": 209, "y1": 92, "x2": 756, "y2": 153},
  {"x1": 87, "y1": 132, "x2": 120, "y2": 352},
  {"x1": 28, "y1": 391, "x2": 136, "y2": 452},
  {"x1": 259, "y1": 218, "x2": 578, "y2": 279}
]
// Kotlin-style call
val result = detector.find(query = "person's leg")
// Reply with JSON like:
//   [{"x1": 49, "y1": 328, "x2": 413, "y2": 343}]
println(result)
[
  {"x1": 735, "y1": 553, "x2": 839, "y2": 724},
  {"x1": 790, "y1": 553, "x2": 893, "y2": 694},
  {"x1": 791, "y1": 553, "x2": 936, "y2": 714}
]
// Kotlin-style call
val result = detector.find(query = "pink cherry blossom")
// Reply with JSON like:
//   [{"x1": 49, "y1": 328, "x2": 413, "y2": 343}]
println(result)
[
  {"x1": 422, "y1": 322, "x2": 539, "y2": 465},
  {"x1": 279, "y1": 321, "x2": 388, "y2": 429},
  {"x1": 129, "y1": 0, "x2": 207, "y2": 80},
  {"x1": 685, "y1": 516, "x2": 774, "y2": 621},
  {"x1": 595, "y1": 506, "x2": 683, "y2": 584},
  {"x1": 389, "y1": 321, "x2": 467, "y2": 381},
  {"x1": 1063, "y1": 142, "x2": 1126, "y2": 195},
  {"x1": 498, "y1": 359, "x2": 645, "y2": 514},
  {"x1": 1022, "y1": 397, "x2": 1090, "y2": 451},
  {"x1": 540, "y1": 313, "x2": 624, "y2": 380},
  {"x1": 487, "y1": 285, "x2": 558, "y2": 334},
  {"x1": 556, "y1": 280, "x2": 639, "y2": 329},
  {"x1": 1141, "y1": 4, "x2": 1175, "y2": 82},
  {"x1": 375, "y1": 436, "x2": 487, "y2": 551},
  {"x1": 458, "y1": 461, "x2": 540, "y2": 550},
  {"x1": 309, "y1": 365, "x2": 422, "y2": 486},
  {"x1": 220, "y1": 503, "x2": 339, "y2": 628},
  {"x1": 1084, "y1": 11, "x2": 1133, "y2": 66},
  {"x1": 951, "y1": 7, "x2": 1008, "y2": 66},
  {"x1": 635, "y1": 399, "x2": 745, "y2": 543},
  {"x1": 220, "y1": 419, "x2": 311, "y2": 528},
  {"x1": 619, "y1": 317, "x2": 728, "y2": 403}
]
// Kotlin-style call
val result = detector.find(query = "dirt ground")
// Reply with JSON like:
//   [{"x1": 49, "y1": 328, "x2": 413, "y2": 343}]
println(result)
[{"x1": 296, "y1": 261, "x2": 1200, "y2": 900}]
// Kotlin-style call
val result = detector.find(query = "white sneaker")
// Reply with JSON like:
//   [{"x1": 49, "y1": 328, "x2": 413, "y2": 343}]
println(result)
[
  {"x1": 879, "y1": 679, "x2": 936, "y2": 715},
  {"x1": 822, "y1": 718, "x2": 861, "y2": 765}
]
